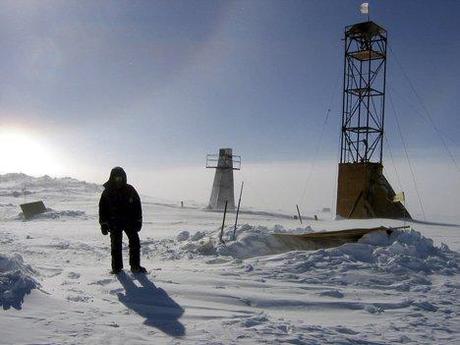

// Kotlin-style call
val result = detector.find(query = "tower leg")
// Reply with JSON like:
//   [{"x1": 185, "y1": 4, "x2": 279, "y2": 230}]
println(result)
[{"x1": 336, "y1": 162, "x2": 410, "y2": 219}]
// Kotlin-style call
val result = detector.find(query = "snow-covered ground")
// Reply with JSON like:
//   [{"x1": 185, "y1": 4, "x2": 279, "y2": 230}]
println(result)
[{"x1": 0, "y1": 173, "x2": 459, "y2": 344}]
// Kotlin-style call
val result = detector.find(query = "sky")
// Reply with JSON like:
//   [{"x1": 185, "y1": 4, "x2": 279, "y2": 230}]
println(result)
[{"x1": 0, "y1": 0, "x2": 459, "y2": 218}]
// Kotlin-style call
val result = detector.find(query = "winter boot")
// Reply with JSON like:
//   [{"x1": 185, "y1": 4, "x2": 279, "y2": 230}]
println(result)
[
  {"x1": 110, "y1": 268, "x2": 123, "y2": 274},
  {"x1": 131, "y1": 266, "x2": 147, "y2": 274}
]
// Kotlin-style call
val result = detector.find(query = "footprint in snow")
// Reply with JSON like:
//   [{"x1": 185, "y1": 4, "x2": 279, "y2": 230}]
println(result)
[
  {"x1": 334, "y1": 326, "x2": 359, "y2": 335},
  {"x1": 319, "y1": 290, "x2": 344, "y2": 298},
  {"x1": 67, "y1": 272, "x2": 80, "y2": 279},
  {"x1": 66, "y1": 294, "x2": 93, "y2": 303},
  {"x1": 365, "y1": 304, "x2": 384, "y2": 314},
  {"x1": 89, "y1": 278, "x2": 114, "y2": 286}
]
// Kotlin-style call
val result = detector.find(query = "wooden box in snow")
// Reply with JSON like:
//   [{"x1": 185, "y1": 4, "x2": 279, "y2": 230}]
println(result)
[{"x1": 20, "y1": 201, "x2": 47, "y2": 219}]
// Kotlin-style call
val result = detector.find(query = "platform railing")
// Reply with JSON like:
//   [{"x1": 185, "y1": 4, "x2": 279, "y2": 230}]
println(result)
[{"x1": 206, "y1": 154, "x2": 241, "y2": 170}]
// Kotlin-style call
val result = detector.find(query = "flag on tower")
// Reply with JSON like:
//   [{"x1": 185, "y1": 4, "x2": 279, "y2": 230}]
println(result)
[{"x1": 360, "y1": 3, "x2": 369, "y2": 14}]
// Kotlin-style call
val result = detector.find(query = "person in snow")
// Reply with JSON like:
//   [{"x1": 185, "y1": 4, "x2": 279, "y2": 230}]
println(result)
[{"x1": 99, "y1": 167, "x2": 146, "y2": 274}]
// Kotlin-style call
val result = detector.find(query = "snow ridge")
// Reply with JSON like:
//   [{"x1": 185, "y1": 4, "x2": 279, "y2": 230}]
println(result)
[
  {"x1": 144, "y1": 225, "x2": 459, "y2": 289},
  {"x1": 0, "y1": 173, "x2": 102, "y2": 195},
  {"x1": 0, "y1": 254, "x2": 39, "y2": 310}
]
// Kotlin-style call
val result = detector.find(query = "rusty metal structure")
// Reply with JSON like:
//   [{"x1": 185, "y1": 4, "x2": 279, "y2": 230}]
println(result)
[{"x1": 336, "y1": 21, "x2": 410, "y2": 219}]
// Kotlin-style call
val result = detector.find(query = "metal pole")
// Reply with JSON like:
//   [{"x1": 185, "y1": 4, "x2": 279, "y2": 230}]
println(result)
[
  {"x1": 232, "y1": 182, "x2": 244, "y2": 240},
  {"x1": 340, "y1": 33, "x2": 348, "y2": 163},
  {"x1": 296, "y1": 204, "x2": 303, "y2": 225},
  {"x1": 380, "y1": 34, "x2": 387, "y2": 164},
  {"x1": 219, "y1": 200, "x2": 228, "y2": 244}
]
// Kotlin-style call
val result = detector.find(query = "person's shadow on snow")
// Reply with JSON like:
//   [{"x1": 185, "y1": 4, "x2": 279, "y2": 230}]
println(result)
[{"x1": 116, "y1": 272, "x2": 185, "y2": 337}]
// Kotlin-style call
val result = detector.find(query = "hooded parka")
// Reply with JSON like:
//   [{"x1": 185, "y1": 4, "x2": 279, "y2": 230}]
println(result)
[{"x1": 98, "y1": 167, "x2": 143, "y2": 272}]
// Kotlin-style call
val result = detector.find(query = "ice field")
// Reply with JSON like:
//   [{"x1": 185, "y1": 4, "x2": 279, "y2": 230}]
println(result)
[{"x1": 0, "y1": 174, "x2": 459, "y2": 344}]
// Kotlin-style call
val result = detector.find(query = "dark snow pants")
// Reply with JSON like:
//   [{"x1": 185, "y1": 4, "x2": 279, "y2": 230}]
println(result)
[{"x1": 110, "y1": 229, "x2": 140, "y2": 270}]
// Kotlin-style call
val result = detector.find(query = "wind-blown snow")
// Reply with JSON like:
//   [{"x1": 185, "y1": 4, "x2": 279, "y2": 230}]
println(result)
[
  {"x1": 153, "y1": 224, "x2": 314, "y2": 260},
  {"x1": 0, "y1": 173, "x2": 459, "y2": 344},
  {"x1": 149, "y1": 224, "x2": 458, "y2": 273},
  {"x1": 0, "y1": 254, "x2": 39, "y2": 310},
  {"x1": 0, "y1": 173, "x2": 102, "y2": 195},
  {"x1": 16, "y1": 208, "x2": 87, "y2": 221}
]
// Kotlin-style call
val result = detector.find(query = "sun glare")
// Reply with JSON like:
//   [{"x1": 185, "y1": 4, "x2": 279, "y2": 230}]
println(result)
[{"x1": 0, "y1": 127, "x2": 63, "y2": 176}]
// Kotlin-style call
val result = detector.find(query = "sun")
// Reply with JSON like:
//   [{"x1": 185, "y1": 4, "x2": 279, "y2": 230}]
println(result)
[{"x1": 0, "y1": 127, "x2": 63, "y2": 176}]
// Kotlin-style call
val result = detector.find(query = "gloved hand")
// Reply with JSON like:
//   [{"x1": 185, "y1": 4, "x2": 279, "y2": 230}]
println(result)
[
  {"x1": 133, "y1": 219, "x2": 142, "y2": 232},
  {"x1": 101, "y1": 223, "x2": 110, "y2": 236}
]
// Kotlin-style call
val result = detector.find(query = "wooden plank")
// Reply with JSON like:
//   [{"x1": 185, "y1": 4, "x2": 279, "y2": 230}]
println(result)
[
  {"x1": 272, "y1": 226, "x2": 392, "y2": 250},
  {"x1": 274, "y1": 226, "x2": 389, "y2": 240}
]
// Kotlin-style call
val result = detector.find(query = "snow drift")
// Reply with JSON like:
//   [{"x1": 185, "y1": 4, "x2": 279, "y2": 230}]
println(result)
[
  {"x1": 0, "y1": 254, "x2": 39, "y2": 310},
  {"x1": 147, "y1": 225, "x2": 459, "y2": 281},
  {"x1": 0, "y1": 173, "x2": 102, "y2": 195},
  {"x1": 1, "y1": 172, "x2": 459, "y2": 344},
  {"x1": 17, "y1": 208, "x2": 87, "y2": 221}
]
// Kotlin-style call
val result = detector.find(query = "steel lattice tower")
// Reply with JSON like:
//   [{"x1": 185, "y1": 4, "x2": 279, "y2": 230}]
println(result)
[
  {"x1": 340, "y1": 21, "x2": 387, "y2": 164},
  {"x1": 336, "y1": 21, "x2": 410, "y2": 219}
]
